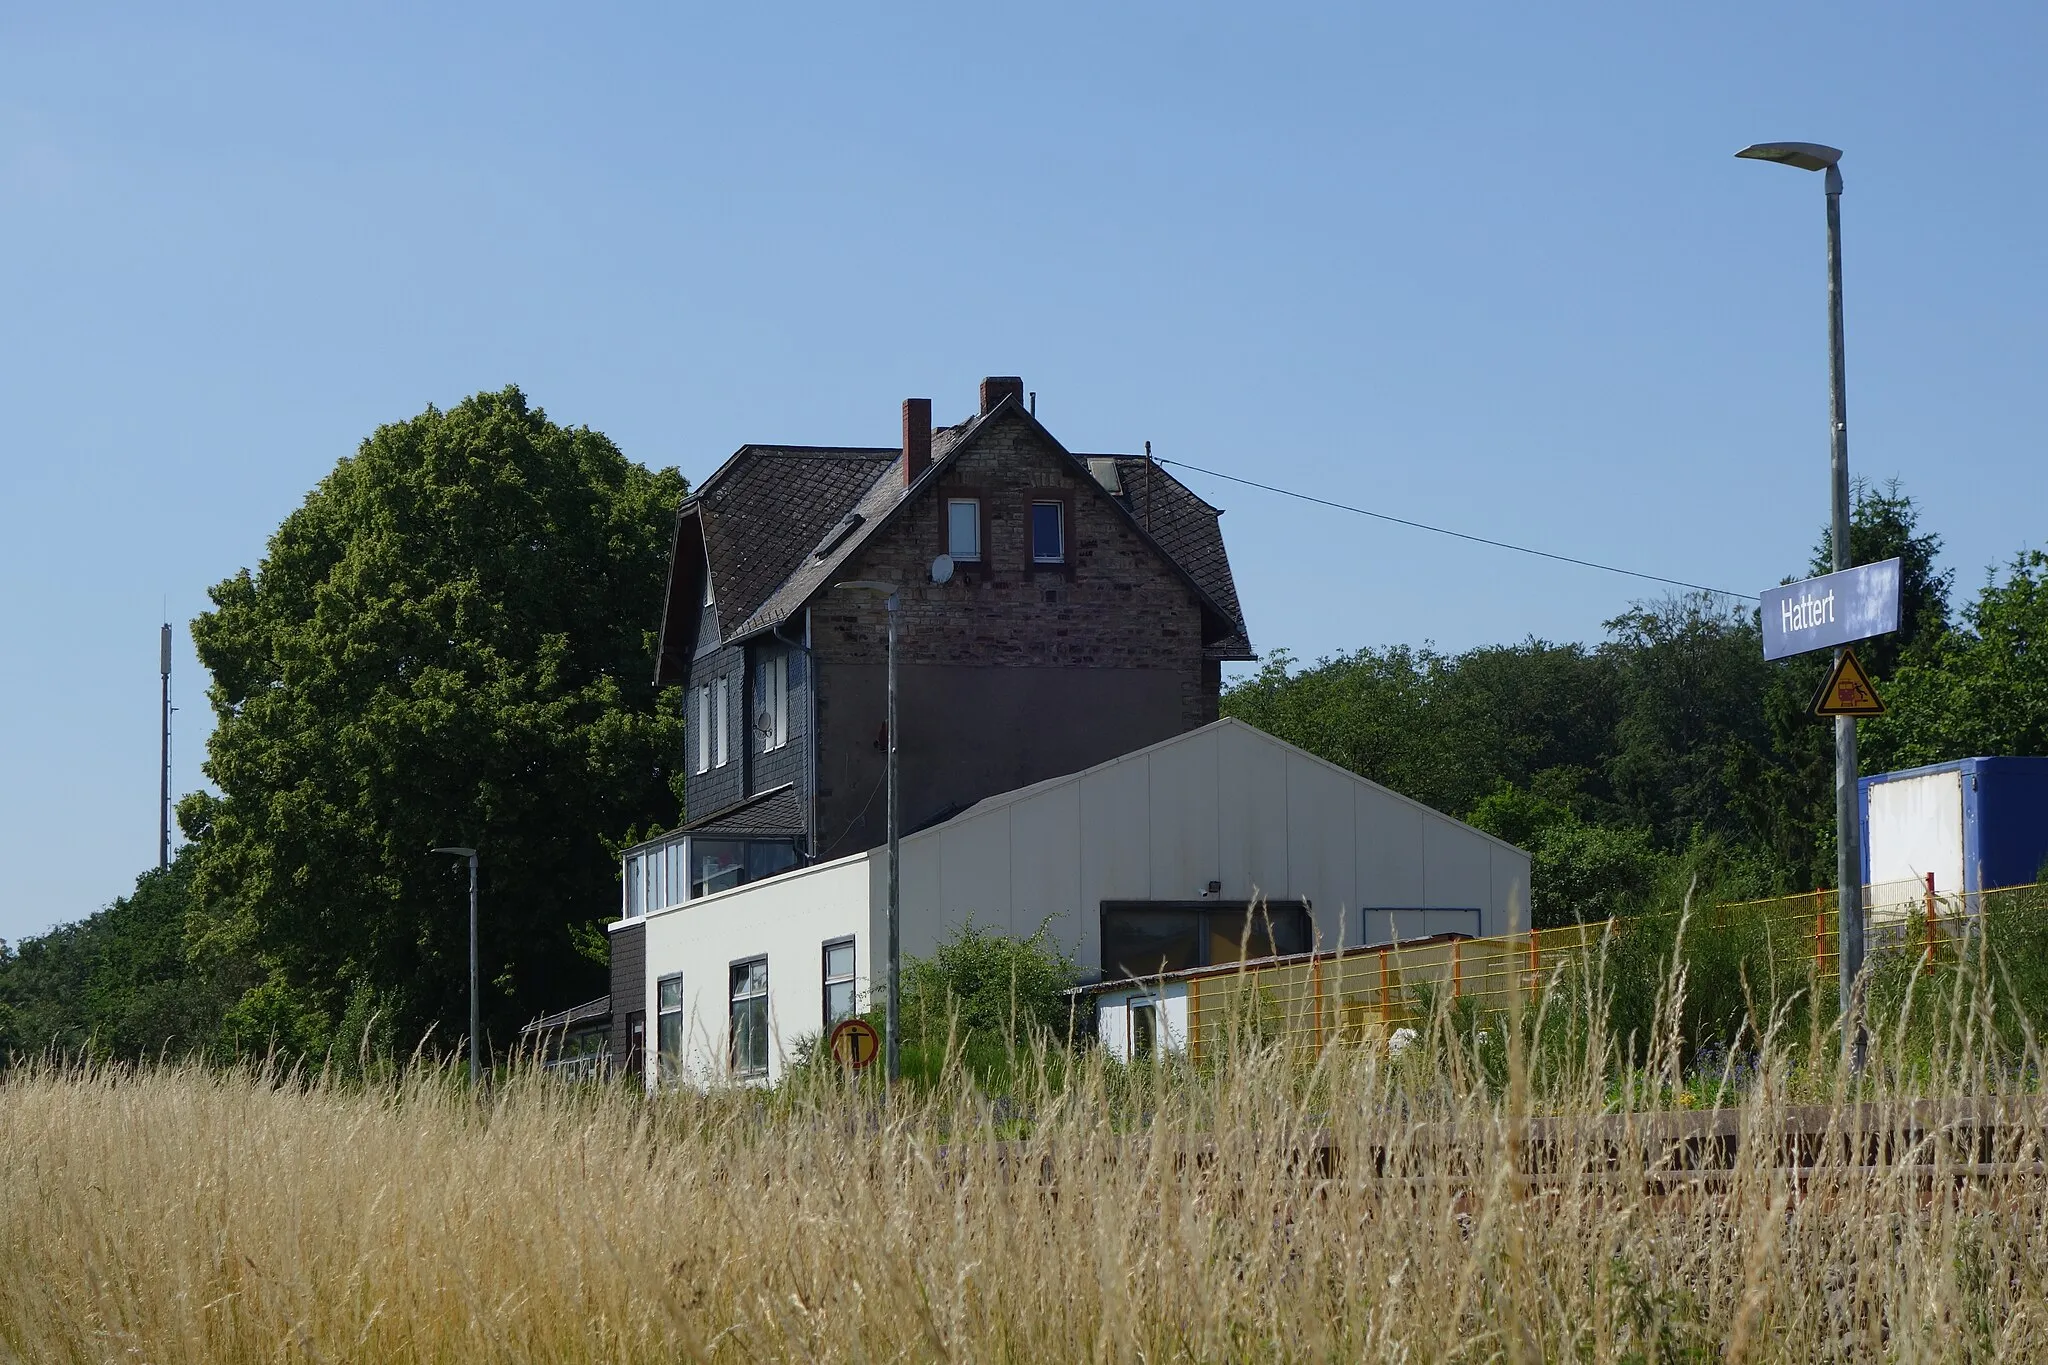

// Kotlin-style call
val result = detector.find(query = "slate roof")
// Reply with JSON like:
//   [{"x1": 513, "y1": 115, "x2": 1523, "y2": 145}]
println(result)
[
  {"x1": 681, "y1": 783, "x2": 804, "y2": 837},
  {"x1": 695, "y1": 446, "x2": 900, "y2": 639},
  {"x1": 656, "y1": 401, "x2": 1254, "y2": 681},
  {"x1": 1098, "y1": 456, "x2": 1252, "y2": 661}
]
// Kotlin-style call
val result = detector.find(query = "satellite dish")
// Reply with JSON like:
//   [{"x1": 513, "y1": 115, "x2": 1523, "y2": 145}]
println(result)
[
  {"x1": 930, "y1": 554, "x2": 955, "y2": 585},
  {"x1": 754, "y1": 710, "x2": 774, "y2": 737}
]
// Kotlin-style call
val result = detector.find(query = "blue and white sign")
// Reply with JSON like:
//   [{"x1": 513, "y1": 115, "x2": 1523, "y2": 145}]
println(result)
[{"x1": 1760, "y1": 558, "x2": 1901, "y2": 661}]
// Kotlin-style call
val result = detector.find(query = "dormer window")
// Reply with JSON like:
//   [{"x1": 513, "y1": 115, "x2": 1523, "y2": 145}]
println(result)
[
  {"x1": 947, "y1": 498, "x2": 981, "y2": 561},
  {"x1": 1031, "y1": 500, "x2": 1065, "y2": 564}
]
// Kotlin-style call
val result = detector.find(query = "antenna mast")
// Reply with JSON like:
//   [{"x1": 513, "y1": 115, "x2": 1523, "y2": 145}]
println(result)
[{"x1": 160, "y1": 622, "x2": 172, "y2": 870}]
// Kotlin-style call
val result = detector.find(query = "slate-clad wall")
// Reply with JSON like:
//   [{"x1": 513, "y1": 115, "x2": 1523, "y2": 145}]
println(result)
[
  {"x1": 681, "y1": 613, "x2": 749, "y2": 820},
  {"x1": 607, "y1": 918, "x2": 646, "y2": 1074},
  {"x1": 745, "y1": 638, "x2": 809, "y2": 813},
  {"x1": 813, "y1": 406, "x2": 1212, "y2": 859}
]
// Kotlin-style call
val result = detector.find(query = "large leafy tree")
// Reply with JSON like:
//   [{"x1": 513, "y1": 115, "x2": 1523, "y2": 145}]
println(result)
[
  {"x1": 1867, "y1": 550, "x2": 2048, "y2": 767},
  {"x1": 184, "y1": 387, "x2": 686, "y2": 1053}
]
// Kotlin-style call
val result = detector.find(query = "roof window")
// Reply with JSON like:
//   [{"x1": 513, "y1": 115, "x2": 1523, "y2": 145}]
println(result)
[{"x1": 813, "y1": 511, "x2": 866, "y2": 561}]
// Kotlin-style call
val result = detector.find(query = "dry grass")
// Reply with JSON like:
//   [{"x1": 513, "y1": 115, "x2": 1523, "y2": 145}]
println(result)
[{"x1": 5, "y1": 952, "x2": 2048, "y2": 1363}]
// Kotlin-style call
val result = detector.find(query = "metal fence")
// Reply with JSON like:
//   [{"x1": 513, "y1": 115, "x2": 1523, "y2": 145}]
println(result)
[{"x1": 1179, "y1": 879, "x2": 2044, "y2": 1062}]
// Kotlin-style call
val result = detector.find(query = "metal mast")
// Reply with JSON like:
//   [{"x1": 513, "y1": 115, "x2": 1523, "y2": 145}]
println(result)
[{"x1": 160, "y1": 622, "x2": 172, "y2": 870}]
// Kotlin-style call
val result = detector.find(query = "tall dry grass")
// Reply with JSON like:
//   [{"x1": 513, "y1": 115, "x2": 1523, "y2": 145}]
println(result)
[{"x1": 5, "y1": 930, "x2": 2048, "y2": 1363}]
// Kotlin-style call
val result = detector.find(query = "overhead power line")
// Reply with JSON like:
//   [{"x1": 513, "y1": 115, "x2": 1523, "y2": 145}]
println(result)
[{"x1": 1153, "y1": 456, "x2": 1760, "y2": 603}]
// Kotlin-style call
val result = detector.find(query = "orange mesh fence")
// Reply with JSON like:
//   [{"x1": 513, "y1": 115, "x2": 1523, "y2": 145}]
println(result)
[{"x1": 1177, "y1": 880, "x2": 2043, "y2": 1062}]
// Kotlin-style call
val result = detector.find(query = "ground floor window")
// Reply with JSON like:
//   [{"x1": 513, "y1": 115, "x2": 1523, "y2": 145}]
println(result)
[
  {"x1": 729, "y1": 958, "x2": 769, "y2": 1078},
  {"x1": 656, "y1": 974, "x2": 684, "y2": 1085},
  {"x1": 1100, "y1": 901, "x2": 1312, "y2": 978},
  {"x1": 822, "y1": 938, "x2": 856, "y2": 1026},
  {"x1": 1130, "y1": 997, "x2": 1157, "y2": 1060}
]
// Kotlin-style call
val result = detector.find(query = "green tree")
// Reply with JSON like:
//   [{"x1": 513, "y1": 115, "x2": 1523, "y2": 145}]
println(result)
[
  {"x1": 184, "y1": 387, "x2": 686, "y2": 1055},
  {"x1": 1602, "y1": 594, "x2": 1769, "y2": 851},
  {"x1": 1468, "y1": 782, "x2": 1662, "y2": 927},
  {"x1": 0, "y1": 845, "x2": 252, "y2": 1063},
  {"x1": 1741, "y1": 482, "x2": 1955, "y2": 889},
  {"x1": 1867, "y1": 550, "x2": 2048, "y2": 766}
]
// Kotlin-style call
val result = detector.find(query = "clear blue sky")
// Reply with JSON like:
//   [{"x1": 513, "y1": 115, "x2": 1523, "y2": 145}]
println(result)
[{"x1": 4, "y1": 3, "x2": 2043, "y2": 945}]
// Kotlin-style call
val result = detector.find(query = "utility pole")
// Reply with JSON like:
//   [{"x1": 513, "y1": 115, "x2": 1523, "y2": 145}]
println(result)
[
  {"x1": 159, "y1": 623, "x2": 172, "y2": 870},
  {"x1": 1737, "y1": 141, "x2": 1863, "y2": 1060},
  {"x1": 834, "y1": 579, "x2": 903, "y2": 1085}
]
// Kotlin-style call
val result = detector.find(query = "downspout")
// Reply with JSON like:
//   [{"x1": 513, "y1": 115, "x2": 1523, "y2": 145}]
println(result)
[{"x1": 772, "y1": 611, "x2": 818, "y2": 862}]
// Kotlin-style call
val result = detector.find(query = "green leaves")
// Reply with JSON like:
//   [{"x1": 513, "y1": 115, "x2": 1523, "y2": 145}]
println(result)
[
  {"x1": 184, "y1": 387, "x2": 687, "y2": 1054},
  {"x1": 1867, "y1": 550, "x2": 2048, "y2": 767}
]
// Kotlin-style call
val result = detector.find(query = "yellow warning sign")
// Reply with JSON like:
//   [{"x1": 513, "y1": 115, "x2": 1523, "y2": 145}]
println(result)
[{"x1": 1812, "y1": 647, "x2": 1885, "y2": 717}]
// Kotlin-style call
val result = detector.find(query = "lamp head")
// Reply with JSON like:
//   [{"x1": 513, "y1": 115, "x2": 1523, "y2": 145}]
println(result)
[
  {"x1": 1735, "y1": 142, "x2": 1842, "y2": 172},
  {"x1": 431, "y1": 846, "x2": 477, "y2": 858}
]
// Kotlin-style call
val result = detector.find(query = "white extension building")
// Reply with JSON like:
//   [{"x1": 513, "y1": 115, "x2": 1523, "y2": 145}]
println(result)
[{"x1": 614, "y1": 717, "x2": 1530, "y2": 1087}]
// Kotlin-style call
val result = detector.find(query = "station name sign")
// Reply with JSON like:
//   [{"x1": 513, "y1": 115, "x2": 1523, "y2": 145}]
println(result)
[{"x1": 1759, "y1": 558, "x2": 1901, "y2": 662}]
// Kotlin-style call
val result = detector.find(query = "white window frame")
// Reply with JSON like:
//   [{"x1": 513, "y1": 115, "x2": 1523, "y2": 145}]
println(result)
[
  {"x1": 694, "y1": 686, "x2": 710, "y2": 774},
  {"x1": 947, "y1": 498, "x2": 981, "y2": 562},
  {"x1": 822, "y1": 937, "x2": 856, "y2": 1027},
  {"x1": 1031, "y1": 500, "x2": 1065, "y2": 564},
  {"x1": 729, "y1": 957, "x2": 769, "y2": 1079},
  {"x1": 1130, "y1": 996, "x2": 1157, "y2": 1061},
  {"x1": 714, "y1": 676, "x2": 730, "y2": 768},
  {"x1": 758, "y1": 654, "x2": 789, "y2": 752},
  {"x1": 623, "y1": 852, "x2": 643, "y2": 918}
]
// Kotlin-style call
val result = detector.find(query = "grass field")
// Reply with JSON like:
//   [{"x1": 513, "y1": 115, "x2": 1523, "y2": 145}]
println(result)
[{"x1": 6, "y1": 940, "x2": 2048, "y2": 1362}]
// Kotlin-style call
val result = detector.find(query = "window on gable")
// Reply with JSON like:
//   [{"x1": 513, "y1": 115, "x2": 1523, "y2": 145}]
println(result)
[
  {"x1": 694, "y1": 686, "x2": 710, "y2": 774},
  {"x1": 947, "y1": 498, "x2": 981, "y2": 561},
  {"x1": 1031, "y1": 501, "x2": 1065, "y2": 564},
  {"x1": 756, "y1": 653, "x2": 788, "y2": 752},
  {"x1": 714, "y1": 676, "x2": 730, "y2": 768}
]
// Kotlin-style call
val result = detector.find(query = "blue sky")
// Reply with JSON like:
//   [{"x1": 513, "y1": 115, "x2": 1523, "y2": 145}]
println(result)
[{"x1": 3, "y1": 3, "x2": 2043, "y2": 944}]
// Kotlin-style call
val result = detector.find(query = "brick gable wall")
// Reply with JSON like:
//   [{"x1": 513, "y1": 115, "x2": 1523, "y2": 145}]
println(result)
[{"x1": 809, "y1": 409, "x2": 1218, "y2": 857}]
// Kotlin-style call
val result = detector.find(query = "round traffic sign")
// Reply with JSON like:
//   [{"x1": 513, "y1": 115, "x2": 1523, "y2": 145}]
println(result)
[{"x1": 828, "y1": 1017, "x2": 880, "y2": 1071}]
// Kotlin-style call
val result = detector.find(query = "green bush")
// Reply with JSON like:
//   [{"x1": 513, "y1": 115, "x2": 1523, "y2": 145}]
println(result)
[{"x1": 894, "y1": 924, "x2": 1081, "y2": 1089}]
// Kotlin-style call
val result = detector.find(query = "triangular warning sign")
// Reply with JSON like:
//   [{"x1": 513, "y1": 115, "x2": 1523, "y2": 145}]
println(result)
[{"x1": 1811, "y1": 647, "x2": 1885, "y2": 717}]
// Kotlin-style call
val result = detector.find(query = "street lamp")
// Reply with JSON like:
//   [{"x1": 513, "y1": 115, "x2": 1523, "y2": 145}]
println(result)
[
  {"x1": 431, "y1": 845, "x2": 481, "y2": 1085},
  {"x1": 833, "y1": 579, "x2": 901, "y2": 1085},
  {"x1": 1736, "y1": 140, "x2": 1865, "y2": 1053}
]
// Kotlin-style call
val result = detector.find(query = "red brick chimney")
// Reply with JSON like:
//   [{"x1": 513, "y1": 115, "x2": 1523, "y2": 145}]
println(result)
[
  {"x1": 902, "y1": 397, "x2": 932, "y2": 486},
  {"x1": 979, "y1": 376, "x2": 1024, "y2": 415}
]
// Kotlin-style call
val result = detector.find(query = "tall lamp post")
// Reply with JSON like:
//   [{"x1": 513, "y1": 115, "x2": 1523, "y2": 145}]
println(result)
[
  {"x1": 1736, "y1": 140, "x2": 1864, "y2": 1049},
  {"x1": 833, "y1": 579, "x2": 901, "y2": 1084},
  {"x1": 432, "y1": 845, "x2": 481, "y2": 1084}
]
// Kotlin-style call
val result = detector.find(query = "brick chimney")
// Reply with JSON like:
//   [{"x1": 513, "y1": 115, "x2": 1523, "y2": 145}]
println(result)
[
  {"x1": 902, "y1": 397, "x2": 932, "y2": 486},
  {"x1": 979, "y1": 376, "x2": 1024, "y2": 415}
]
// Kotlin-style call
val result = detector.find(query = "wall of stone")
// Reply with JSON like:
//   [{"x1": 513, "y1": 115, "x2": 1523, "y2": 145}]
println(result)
[{"x1": 810, "y1": 407, "x2": 1216, "y2": 856}]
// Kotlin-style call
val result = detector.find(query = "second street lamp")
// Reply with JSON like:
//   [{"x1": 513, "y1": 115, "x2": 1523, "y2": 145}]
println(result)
[
  {"x1": 1736, "y1": 140, "x2": 1865, "y2": 1059},
  {"x1": 431, "y1": 845, "x2": 481, "y2": 1084},
  {"x1": 832, "y1": 579, "x2": 901, "y2": 1085}
]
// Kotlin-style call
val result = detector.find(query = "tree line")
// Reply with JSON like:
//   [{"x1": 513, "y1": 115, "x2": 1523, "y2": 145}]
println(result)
[
  {"x1": 3, "y1": 385, "x2": 2043, "y2": 1065},
  {"x1": 1223, "y1": 484, "x2": 2048, "y2": 925}
]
